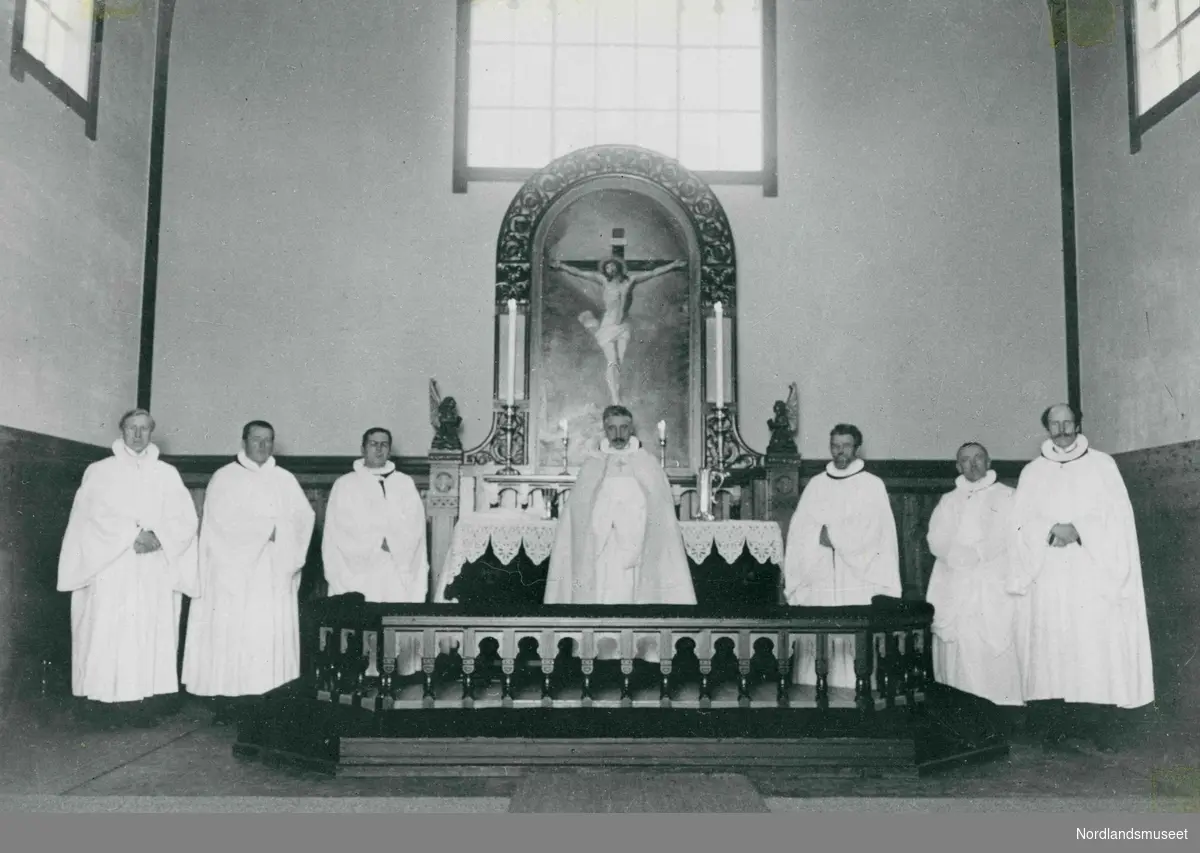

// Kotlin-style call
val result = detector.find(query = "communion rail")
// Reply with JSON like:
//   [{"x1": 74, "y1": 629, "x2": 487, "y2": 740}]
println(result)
[{"x1": 236, "y1": 595, "x2": 1011, "y2": 777}]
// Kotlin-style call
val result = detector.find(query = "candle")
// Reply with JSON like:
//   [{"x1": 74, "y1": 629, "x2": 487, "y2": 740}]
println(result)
[
  {"x1": 657, "y1": 420, "x2": 666, "y2": 441},
  {"x1": 714, "y1": 302, "x2": 725, "y2": 408},
  {"x1": 505, "y1": 298, "x2": 517, "y2": 406},
  {"x1": 559, "y1": 418, "x2": 569, "y2": 438}
]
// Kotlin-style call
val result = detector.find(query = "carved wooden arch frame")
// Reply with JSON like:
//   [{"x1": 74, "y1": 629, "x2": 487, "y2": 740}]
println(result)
[{"x1": 466, "y1": 145, "x2": 761, "y2": 471}]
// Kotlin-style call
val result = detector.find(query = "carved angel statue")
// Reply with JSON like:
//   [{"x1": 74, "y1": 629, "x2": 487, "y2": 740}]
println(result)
[
  {"x1": 766, "y1": 382, "x2": 800, "y2": 456},
  {"x1": 429, "y1": 378, "x2": 463, "y2": 451}
]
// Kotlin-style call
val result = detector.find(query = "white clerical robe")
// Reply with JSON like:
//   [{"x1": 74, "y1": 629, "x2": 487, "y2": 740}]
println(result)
[
  {"x1": 1008, "y1": 435, "x2": 1154, "y2": 709},
  {"x1": 57, "y1": 440, "x2": 199, "y2": 704},
  {"x1": 323, "y1": 459, "x2": 429, "y2": 675},
  {"x1": 783, "y1": 459, "x2": 902, "y2": 689},
  {"x1": 182, "y1": 452, "x2": 315, "y2": 697},
  {"x1": 926, "y1": 470, "x2": 1023, "y2": 706}
]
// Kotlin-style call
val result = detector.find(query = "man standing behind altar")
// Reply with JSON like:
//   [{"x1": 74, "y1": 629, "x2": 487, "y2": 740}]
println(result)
[
  {"x1": 58, "y1": 408, "x2": 199, "y2": 728},
  {"x1": 783, "y1": 424, "x2": 901, "y2": 690},
  {"x1": 545, "y1": 405, "x2": 695, "y2": 606},
  {"x1": 182, "y1": 421, "x2": 315, "y2": 725},
  {"x1": 925, "y1": 441, "x2": 1023, "y2": 715}
]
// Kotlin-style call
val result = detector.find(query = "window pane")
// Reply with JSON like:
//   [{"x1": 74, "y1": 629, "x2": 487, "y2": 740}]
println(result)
[
  {"x1": 510, "y1": 109, "x2": 553, "y2": 167},
  {"x1": 60, "y1": 28, "x2": 92, "y2": 96},
  {"x1": 596, "y1": 46, "x2": 638, "y2": 108},
  {"x1": 555, "y1": 46, "x2": 596, "y2": 108},
  {"x1": 595, "y1": 110, "x2": 638, "y2": 145},
  {"x1": 597, "y1": 0, "x2": 638, "y2": 44},
  {"x1": 471, "y1": 44, "x2": 515, "y2": 107},
  {"x1": 1184, "y1": 0, "x2": 1200, "y2": 19},
  {"x1": 1183, "y1": 18, "x2": 1200, "y2": 81},
  {"x1": 1136, "y1": 0, "x2": 1179, "y2": 47},
  {"x1": 44, "y1": 19, "x2": 67, "y2": 80},
  {"x1": 680, "y1": 0, "x2": 721, "y2": 47},
  {"x1": 680, "y1": 48, "x2": 720, "y2": 110},
  {"x1": 679, "y1": 111, "x2": 720, "y2": 170},
  {"x1": 637, "y1": 110, "x2": 678, "y2": 158},
  {"x1": 514, "y1": 0, "x2": 555, "y2": 43},
  {"x1": 471, "y1": 0, "x2": 516, "y2": 45},
  {"x1": 513, "y1": 45, "x2": 553, "y2": 107},
  {"x1": 1139, "y1": 39, "x2": 1181, "y2": 111},
  {"x1": 718, "y1": 0, "x2": 762, "y2": 48},
  {"x1": 22, "y1": 1, "x2": 51, "y2": 61},
  {"x1": 718, "y1": 111, "x2": 761, "y2": 170},
  {"x1": 469, "y1": 109, "x2": 513, "y2": 166},
  {"x1": 636, "y1": 48, "x2": 677, "y2": 110},
  {"x1": 554, "y1": 109, "x2": 596, "y2": 157},
  {"x1": 556, "y1": 0, "x2": 597, "y2": 45},
  {"x1": 637, "y1": 0, "x2": 678, "y2": 46},
  {"x1": 719, "y1": 48, "x2": 760, "y2": 110}
]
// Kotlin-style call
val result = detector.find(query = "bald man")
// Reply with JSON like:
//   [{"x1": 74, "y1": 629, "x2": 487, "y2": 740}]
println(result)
[{"x1": 1009, "y1": 403, "x2": 1154, "y2": 752}]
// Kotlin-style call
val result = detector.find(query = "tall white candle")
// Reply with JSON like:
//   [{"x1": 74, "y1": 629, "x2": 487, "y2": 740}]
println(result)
[
  {"x1": 559, "y1": 418, "x2": 569, "y2": 438},
  {"x1": 714, "y1": 302, "x2": 725, "y2": 408},
  {"x1": 505, "y1": 299, "x2": 517, "y2": 406},
  {"x1": 657, "y1": 420, "x2": 666, "y2": 441}
]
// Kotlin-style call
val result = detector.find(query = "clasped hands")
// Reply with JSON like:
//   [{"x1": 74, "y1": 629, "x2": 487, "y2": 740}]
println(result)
[
  {"x1": 133, "y1": 529, "x2": 163, "y2": 554},
  {"x1": 1047, "y1": 522, "x2": 1081, "y2": 548}
]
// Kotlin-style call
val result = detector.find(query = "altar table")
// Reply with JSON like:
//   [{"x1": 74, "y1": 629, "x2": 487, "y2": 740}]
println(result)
[{"x1": 432, "y1": 514, "x2": 784, "y2": 604}]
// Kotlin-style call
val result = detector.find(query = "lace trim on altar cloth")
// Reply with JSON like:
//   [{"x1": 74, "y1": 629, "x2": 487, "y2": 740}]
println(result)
[{"x1": 446, "y1": 518, "x2": 783, "y2": 570}]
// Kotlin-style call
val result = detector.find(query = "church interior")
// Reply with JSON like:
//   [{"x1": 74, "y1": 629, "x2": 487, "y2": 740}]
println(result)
[{"x1": 3, "y1": 0, "x2": 1200, "y2": 812}]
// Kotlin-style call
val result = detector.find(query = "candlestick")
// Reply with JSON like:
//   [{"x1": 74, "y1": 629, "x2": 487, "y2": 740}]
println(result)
[
  {"x1": 714, "y1": 302, "x2": 725, "y2": 408},
  {"x1": 505, "y1": 299, "x2": 517, "y2": 407}
]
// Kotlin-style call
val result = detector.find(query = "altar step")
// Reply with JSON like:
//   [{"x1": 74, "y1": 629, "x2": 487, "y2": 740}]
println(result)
[{"x1": 234, "y1": 687, "x2": 1008, "y2": 781}]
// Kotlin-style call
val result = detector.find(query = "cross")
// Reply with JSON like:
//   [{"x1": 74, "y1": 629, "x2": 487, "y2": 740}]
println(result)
[{"x1": 560, "y1": 228, "x2": 679, "y2": 274}]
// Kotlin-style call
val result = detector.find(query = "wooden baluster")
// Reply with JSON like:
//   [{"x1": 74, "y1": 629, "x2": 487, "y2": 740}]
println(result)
[
  {"x1": 874, "y1": 634, "x2": 888, "y2": 702},
  {"x1": 922, "y1": 626, "x2": 936, "y2": 691},
  {"x1": 659, "y1": 660, "x2": 672, "y2": 706},
  {"x1": 502, "y1": 659, "x2": 515, "y2": 706},
  {"x1": 580, "y1": 659, "x2": 594, "y2": 705},
  {"x1": 698, "y1": 659, "x2": 712, "y2": 706},
  {"x1": 379, "y1": 658, "x2": 396, "y2": 709},
  {"x1": 854, "y1": 630, "x2": 874, "y2": 716},
  {"x1": 777, "y1": 657, "x2": 792, "y2": 707},
  {"x1": 461, "y1": 658, "x2": 476, "y2": 707},
  {"x1": 737, "y1": 660, "x2": 751, "y2": 706},
  {"x1": 814, "y1": 633, "x2": 830, "y2": 711},
  {"x1": 620, "y1": 659, "x2": 633, "y2": 705},
  {"x1": 541, "y1": 659, "x2": 555, "y2": 707},
  {"x1": 885, "y1": 632, "x2": 901, "y2": 708},
  {"x1": 903, "y1": 630, "x2": 918, "y2": 708},
  {"x1": 421, "y1": 657, "x2": 436, "y2": 707}
]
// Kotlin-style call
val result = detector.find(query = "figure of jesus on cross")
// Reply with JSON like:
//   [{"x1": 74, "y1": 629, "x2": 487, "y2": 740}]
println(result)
[{"x1": 549, "y1": 240, "x2": 686, "y2": 406}]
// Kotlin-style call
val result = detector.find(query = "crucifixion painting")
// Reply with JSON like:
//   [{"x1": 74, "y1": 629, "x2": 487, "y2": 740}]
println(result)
[{"x1": 548, "y1": 253, "x2": 686, "y2": 405}]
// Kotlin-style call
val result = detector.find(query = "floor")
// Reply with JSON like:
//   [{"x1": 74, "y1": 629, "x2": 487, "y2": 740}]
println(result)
[{"x1": 1, "y1": 691, "x2": 1197, "y2": 813}]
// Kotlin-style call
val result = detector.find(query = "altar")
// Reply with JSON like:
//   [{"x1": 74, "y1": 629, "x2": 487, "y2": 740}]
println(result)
[{"x1": 434, "y1": 514, "x2": 785, "y2": 608}]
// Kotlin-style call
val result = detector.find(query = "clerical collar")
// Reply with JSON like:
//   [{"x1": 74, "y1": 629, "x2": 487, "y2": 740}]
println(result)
[
  {"x1": 114, "y1": 439, "x2": 158, "y2": 462},
  {"x1": 1040, "y1": 433, "x2": 1089, "y2": 464},
  {"x1": 600, "y1": 436, "x2": 641, "y2": 455},
  {"x1": 354, "y1": 458, "x2": 396, "y2": 477},
  {"x1": 237, "y1": 450, "x2": 277, "y2": 471},
  {"x1": 956, "y1": 469, "x2": 997, "y2": 493},
  {"x1": 825, "y1": 458, "x2": 865, "y2": 479}
]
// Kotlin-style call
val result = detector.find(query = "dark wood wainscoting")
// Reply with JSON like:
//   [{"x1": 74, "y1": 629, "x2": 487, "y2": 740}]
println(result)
[
  {"x1": 0, "y1": 426, "x2": 108, "y2": 715},
  {"x1": 1115, "y1": 441, "x2": 1200, "y2": 718}
]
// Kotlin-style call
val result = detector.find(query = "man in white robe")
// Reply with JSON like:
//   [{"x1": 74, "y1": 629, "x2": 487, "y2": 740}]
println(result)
[
  {"x1": 926, "y1": 442, "x2": 1023, "y2": 715},
  {"x1": 784, "y1": 424, "x2": 901, "y2": 690},
  {"x1": 57, "y1": 409, "x2": 199, "y2": 728},
  {"x1": 1009, "y1": 403, "x2": 1154, "y2": 751},
  {"x1": 322, "y1": 427, "x2": 429, "y2": 675},
  {"x1": 545, "y1": 406, "x2": 695, "y2": 608},
  {"x1": 182, "y1": 421, "x2": 315, "y2": 724}
]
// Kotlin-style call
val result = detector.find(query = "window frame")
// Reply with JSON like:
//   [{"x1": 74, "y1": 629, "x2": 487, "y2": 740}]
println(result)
[
  {"x1": 452, "y1": 0, "x2": 778, "y2": 196},
  {"x1": 1125, "y1": 0, "x2": 1200, "y2": 154},
  {"x1": 9, "y1": 0, "x2": 106, "y2": 140}
]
